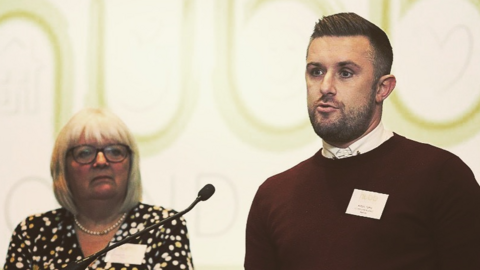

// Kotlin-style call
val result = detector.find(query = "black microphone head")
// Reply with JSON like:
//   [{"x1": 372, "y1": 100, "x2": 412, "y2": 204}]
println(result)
[{"x1": 198, "y1": 184, "x2": 215, "y2": 201}]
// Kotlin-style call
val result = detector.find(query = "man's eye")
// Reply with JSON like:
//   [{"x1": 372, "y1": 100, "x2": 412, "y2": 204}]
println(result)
[
  {"x1": 311, "y1": 69, "x2": 323, "y2": 76},
  {"x1": 340, "y1": 70, "x2": 353, "y2": 78}
]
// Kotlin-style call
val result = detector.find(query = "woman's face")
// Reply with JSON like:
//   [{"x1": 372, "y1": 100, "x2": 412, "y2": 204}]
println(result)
[{"x1": 65, "y1": 136, "x2": 131, "y2": 206}]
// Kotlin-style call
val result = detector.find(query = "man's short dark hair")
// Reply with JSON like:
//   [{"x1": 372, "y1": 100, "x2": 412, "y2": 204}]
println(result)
[{"x1": 309, "y1": 12, "x2": 393, "y2": 80}]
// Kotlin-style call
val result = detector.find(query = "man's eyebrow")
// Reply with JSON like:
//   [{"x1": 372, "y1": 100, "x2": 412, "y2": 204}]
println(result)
[
  {"x1": 306, "y1": 62, "x2": 322, "y2": 68},
  {"x1": 306, "y1": 61, "x2": 361, "y2": 69},
  {"x1": 338, "y1": 61, "x2": 360, "y2": 68}
]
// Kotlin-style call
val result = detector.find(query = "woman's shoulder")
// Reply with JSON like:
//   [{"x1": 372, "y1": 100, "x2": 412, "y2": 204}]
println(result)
[
  {"x1": 19, "y1": 208, "x2": 68, "y2": 223},
  {"x1": 13, "y1": 208, "x2": 70, "y2": 234},
  {"x1": 130, "y1": 203, "x2": 180, "y2": 221}
]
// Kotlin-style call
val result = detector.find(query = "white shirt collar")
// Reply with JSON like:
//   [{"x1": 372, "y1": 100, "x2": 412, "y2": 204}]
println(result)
[{"x1": 322, "y1": 122, "x2": 393, "y2": 159}]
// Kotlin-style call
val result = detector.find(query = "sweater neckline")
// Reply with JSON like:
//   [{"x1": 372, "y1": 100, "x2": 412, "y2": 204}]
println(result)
[{"x1": 313, "y1": 133, "x2": 402, "y2": 167}]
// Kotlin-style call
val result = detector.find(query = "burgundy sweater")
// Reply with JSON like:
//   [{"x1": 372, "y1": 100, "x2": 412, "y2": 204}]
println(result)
[{"x1": 245, "y1": 134, "x2": 480, "y2": 270}]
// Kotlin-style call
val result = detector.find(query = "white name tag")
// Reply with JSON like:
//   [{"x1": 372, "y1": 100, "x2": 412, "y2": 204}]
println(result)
[
  {"x1": 105, "y1": 243, "x2": 147, "y2": 265},
  {"x1": 346, "y1": 189, "x2": 389, "y2": 220}
]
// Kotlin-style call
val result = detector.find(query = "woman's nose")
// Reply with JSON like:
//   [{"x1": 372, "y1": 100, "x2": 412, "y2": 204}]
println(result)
[{"x1": 93, "y1": 151, "x2": 109, "y2": 167}]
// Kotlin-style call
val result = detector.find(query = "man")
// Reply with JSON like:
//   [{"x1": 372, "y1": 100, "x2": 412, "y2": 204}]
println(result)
[{"x1": 244, "y1": 12, "x2": 480, "y2": 269}]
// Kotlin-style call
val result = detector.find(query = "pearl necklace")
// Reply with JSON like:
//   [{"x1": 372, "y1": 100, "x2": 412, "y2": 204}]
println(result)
[{"x1": 74, "y1": 213, "x2": 127, "y2": 236}]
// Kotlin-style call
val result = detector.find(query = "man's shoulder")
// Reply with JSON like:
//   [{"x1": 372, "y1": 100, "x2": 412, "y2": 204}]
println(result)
[
  {"x1": 392, "y1": 134, "x2": 453, "y2": 155},
  {"x1": 259, "y1": 151, "x2": 321, "y2": 189},
  {"x1": 391, "y1": 134, "x2": 467, "y2": 168}
]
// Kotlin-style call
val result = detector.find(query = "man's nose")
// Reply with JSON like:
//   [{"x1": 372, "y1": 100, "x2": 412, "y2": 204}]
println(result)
[{"x1": 319, "y1": 72, "x2": 336, "y2": 95}]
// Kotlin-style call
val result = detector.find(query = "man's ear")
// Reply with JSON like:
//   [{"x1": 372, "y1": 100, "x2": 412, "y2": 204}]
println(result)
[{"x1": 375, "y1": 74, "x2": 396, "y2": 103}]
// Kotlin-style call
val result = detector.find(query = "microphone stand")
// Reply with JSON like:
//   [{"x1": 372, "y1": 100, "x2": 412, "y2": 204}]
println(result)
[{"x1": 63, "y1": 194, "x2": 204, "y2": 270}]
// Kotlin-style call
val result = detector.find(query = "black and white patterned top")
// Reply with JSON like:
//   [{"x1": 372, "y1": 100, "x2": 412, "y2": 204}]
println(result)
[{"x1": 3, "y1": 203, "x2": 194, "y2": 270}]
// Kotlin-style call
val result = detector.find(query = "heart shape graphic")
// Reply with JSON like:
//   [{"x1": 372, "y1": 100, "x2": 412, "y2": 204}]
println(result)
[{"x1": 431, "y1": 25, "x2": 473, "y2": 94}]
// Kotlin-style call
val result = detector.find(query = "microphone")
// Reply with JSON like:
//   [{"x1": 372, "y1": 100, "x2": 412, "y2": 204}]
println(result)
[
  {"x1": 63, "y1": 184, "x2": 215, "y2": 270},
  {"x1": 198, "y1": 183, "x2": 215, "y2": 201}
]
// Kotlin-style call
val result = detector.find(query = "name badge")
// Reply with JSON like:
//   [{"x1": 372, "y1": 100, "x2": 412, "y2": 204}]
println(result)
[
  {"x1": 346, "y1": 189, "x2": 389, "y2": 220},
  {"x1": 105, "y1": 243, "x2": 147, "y2": 265}
]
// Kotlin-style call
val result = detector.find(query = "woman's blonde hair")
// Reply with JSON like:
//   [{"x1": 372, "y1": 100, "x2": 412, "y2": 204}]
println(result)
[{"x1": 50, "y1": 108, "x2": 142, "y2": 215}]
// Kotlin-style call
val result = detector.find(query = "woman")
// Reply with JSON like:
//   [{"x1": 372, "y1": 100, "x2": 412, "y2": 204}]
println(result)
[{"x1": 3, "y1": 108, "x2": 194, "y2": 270}]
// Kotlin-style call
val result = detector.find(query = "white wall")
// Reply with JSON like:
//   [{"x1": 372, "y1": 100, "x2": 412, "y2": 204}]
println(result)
[{"x1": 1, "y1": 0, "x2": 480, "y2": 269}]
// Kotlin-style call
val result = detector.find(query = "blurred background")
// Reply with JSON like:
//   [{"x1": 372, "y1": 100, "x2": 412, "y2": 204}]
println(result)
[{"x1": 1, "y1": 0, "x2": 480, "y2": 269}]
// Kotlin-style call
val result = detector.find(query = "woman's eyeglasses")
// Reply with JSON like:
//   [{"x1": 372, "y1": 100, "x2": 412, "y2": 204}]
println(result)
[{"x1": 69, "y1": 144, "x2": 130, "y2": 164}]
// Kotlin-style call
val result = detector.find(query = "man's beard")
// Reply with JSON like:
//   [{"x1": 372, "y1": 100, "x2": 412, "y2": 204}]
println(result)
[{"x1": 309, "y1": 88, "x2": 376, "y2": 145}]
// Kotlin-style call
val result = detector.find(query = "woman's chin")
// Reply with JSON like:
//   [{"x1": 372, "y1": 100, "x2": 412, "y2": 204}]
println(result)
[{"x1": 89, "y1": 186, "x2": 120, "y2": 200}]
